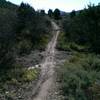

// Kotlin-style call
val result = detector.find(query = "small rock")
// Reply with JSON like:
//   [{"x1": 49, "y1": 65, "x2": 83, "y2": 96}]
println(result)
[{"x1": 5, "y1": 91, "x2": 9, "y2": 94}]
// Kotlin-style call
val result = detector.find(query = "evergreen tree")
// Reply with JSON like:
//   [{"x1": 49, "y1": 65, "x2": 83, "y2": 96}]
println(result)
[
  {"x1": 53, "y1": 8, "x2": 61, "y2": 20},
  {"x1": 40, "y1": 9, "x2": 45, "y2": 15},
  {"x1": 48, "y1": 9, "x2": 53, "y2": 17},
  {"x1": 17, "y1": 2, "x2": 35, "y2": 35},
  {"x1": 70, "y1": 10, "x2": 76, "y2": 18}
]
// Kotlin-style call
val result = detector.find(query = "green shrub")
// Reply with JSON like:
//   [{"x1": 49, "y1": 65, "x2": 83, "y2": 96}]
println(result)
[
  {"x1": 57, "y1": 32, "x2": 71, "y2": 51},
  {"x1": 57, "y1": 32, "x2": 89, "y2": 52},
  {"x1": 22, "y1": 68, "x2": 39, "y2": 82},
  {"x1": 0, "y1": 65, "x2": 39, "y2": 87},
  {"x1": 57, "y1": 53, "x2": 100, "y2": 100},
  {"x1": 81, "y1": 55, "x2": 100, "y2": 71}
]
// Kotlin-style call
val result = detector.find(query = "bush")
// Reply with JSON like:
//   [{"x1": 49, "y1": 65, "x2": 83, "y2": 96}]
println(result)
[
  {"x1": 62, "y1": 3, "x2": 100, "y2": 53},
  {"x1": 57, "y1": 32, "x2": 89, "y2": 52},
  {"x1": 0, "y1": 64, "x2": 39, "y2": 85},
  {"x1": 22, "y1": 68, "x2": 39, "y2": 82},
  {"x1": 57, "y1": 53, "x2": 100, "y2": 100},
  {"x1": 81, "y1": 55, "x2": 100, "y2": 71}
]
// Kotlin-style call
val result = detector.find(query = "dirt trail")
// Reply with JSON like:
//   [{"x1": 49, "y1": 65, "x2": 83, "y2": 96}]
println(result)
[{"x1": 33, "y1": 22, "x2": 60, "y2": 100}]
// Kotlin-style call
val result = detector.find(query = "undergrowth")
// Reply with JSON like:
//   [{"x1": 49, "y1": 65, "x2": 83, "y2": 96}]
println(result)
[
  {"x1": 57, "y1": 32, "x2": 89, "y2": 52},
  {"x1": 57, "y1": 53, "x2": 100, "y2": 100},
  {"x1": 0, "y1": 64, "x2": 40, "y2": 93}
]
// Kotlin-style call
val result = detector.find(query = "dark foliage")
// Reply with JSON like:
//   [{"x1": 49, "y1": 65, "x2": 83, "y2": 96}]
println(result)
[
  {"x1": 57, "y1": 53, "x2": 100, "y2": 100},
  {"x1": 0, "y1": 1, "x2": 51, "y2": 70},
  {"x1": 48, "y1": 9, "x2": 53, "y2": 17},
  {"x1": 40, "y1": 9, "x2": 45, "y2": 15},
  {"x1": 0, "y1": 0, "x2": 17, "y2": 10},
  {"x1": 53, "y1": 8, "x2": 61, "y2": 20},
  {"x1": 70, "y1": 10, "x2": 76, "y2": 18},
  {"x1": 63, "y1": 3, "x2": 100, "y2": 53}
]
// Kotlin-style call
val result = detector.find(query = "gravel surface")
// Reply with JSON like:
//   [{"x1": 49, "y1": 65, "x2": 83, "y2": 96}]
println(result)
[{"x1": 16, "y1": 50, "x2": 45, "y2": 68}]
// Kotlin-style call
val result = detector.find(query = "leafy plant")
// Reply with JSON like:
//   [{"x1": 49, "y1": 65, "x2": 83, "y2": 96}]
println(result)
[{"x1": 57, "y1": 53, "x2": 100, "y2": 100}]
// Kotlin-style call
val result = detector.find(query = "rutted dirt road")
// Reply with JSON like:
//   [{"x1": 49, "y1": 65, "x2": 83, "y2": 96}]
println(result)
[{"x1": 33, "y1": 22, "x2": 60, "y2": 100}]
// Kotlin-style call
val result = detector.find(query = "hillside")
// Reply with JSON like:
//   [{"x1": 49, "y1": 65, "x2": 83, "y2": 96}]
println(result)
[
  {"x1": 0, "y1": 0, "x2": 100, "y2": 100},
  {"x1": 0, "y1": 0, "x2": 17, "y2": 9},
  {"x1": 0, "y1": 1, "x2": 52, "y2": 99}
]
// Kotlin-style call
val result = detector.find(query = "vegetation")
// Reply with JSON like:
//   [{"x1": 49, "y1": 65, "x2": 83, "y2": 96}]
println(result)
[
  {"x1": 48, "y1": 9, "x2": 53, "y2": 18},
  {"x1": 57, "y1": 53, "x2": 100, "y2": 100},
  {"x1": 0, "y1": 0, "x2": 17, "y2": 10},
  {"x1": 56, "y1": 3, "x2": 100, "y2": 100},
  {"x1": 16, "y1": 2, "x2": 52, "y2": 51},
  {"x1": 61, "y1": 3, "x2": 100, "y2": 53},
  {"x1": 48, "y1": 8, "x2": 61, "y2": 20},
  {"x1": 0, "y1": 0, "x2": 51, "y2": 63},
  {"x1": 0, "y1": 66, "x2": 40, "y2": 100},
  {"x1": 70, "y1": 10, "x2": 76, "y2": 18},
  {"x1": 53, "y1": 9, "x2": 61, "y2": 20},
  {"x1": 0, "y1": 67, "x2": 39, "y2": 86},
  {"x1": 0, "y1": 0, "x2": 52, "y2": 89},
  {"x1": 57, "y1": 32, "x2": 89, "y2": 52},
  {"x1": 1, "y1": 0, "x2": 100, "y2": 99}
]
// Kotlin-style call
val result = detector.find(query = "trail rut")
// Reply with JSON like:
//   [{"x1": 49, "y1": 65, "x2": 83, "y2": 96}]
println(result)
[{"x1": 33, "y1": 22, "x2": 60, "y2": 100}]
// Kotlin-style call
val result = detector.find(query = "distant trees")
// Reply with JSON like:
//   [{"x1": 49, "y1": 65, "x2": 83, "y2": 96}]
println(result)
[
  {"x1": 53, "y1": 8, "x2": 61, "y2": 20},
  {"x1": 48, "y1": 9, "x2": 53, "y2": 17},
  {"x1": 0, "y1": 0, "x2": 17, "y2": 10},
  {"x1": 40, "y1": 9, "x2": 45, "y2": 15},
  {"x1": 17, "y1": 2, "x2": 35, "y2": 19},
  {"x1": 48, "y1": 8, "x2": 61, "y2": 20},
  {"x1": 70, "y1": 10, "x2": 76, "y2": 18},
  {"x1": 17, "y1": 2, "x2": 35, "y2": 34}
]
